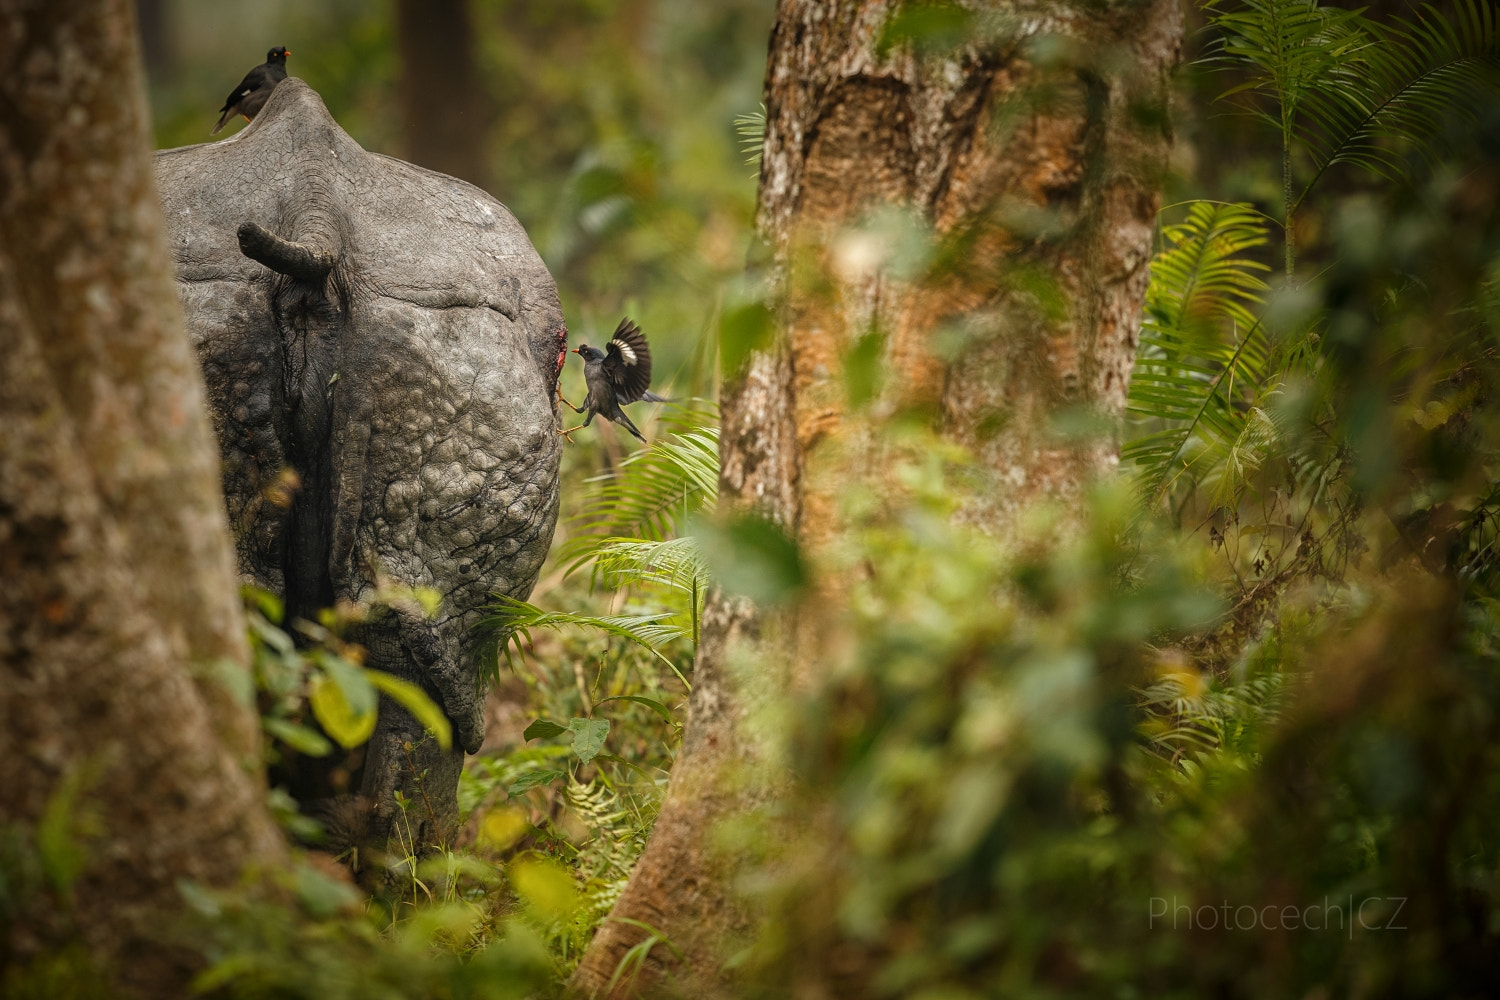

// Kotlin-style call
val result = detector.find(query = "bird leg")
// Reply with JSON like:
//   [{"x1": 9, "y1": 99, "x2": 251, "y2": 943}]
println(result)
[
  {"x1": 561, "y1": 409, "x2": 598, "y2": 440},
  {"x1": 561, "y1": 403, "x2": 593, "y2": 442},
  {"x1": 557, "y1": 384, "x2": 583, "y2": 414}
]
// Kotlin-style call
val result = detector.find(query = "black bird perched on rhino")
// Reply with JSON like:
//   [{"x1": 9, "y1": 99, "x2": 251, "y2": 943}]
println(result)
[
  {"x1": 211, "y1": 46, "x2": 290, "y2": 135},
  {"x1": 562, "y1": 319, "x2": 667, "y2": 442}
]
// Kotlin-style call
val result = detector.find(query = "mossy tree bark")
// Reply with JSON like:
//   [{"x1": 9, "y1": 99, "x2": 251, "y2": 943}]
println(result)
[
  {"x1": 572, "y1": 1, "x2": 1180, "y2": 996},
  {"x1": 0, "y1": 0, "x2": 286, "y2": 994}
]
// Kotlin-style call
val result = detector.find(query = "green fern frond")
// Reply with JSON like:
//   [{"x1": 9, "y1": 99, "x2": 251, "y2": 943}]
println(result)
[
  {"x1": 1207, "y1": 0, "x2": 1367, "y2": 134},
  {"x1": 478, "y1": 595, "x2": 691, "y2": 687},
  {"x1": 558, "y1": 405, "x2": 719, "y2": 574},
  {"x1": 1137, "y1": 669, "x2": 1285, "y2": 766},
  {"x1": 591, "y1": 536, "x2": 710, "y2": 647},
  {"x1": 1208, "y1": 0, "x2": 1500, "y2": 208},
  {"x1": 591, "y1": 537, "x2": 708, "y2": 598},
  {"x1": 1125, "y1": 201, "x2": 1280, "y2": 512},
  {"x1": 1293, "y1": 0, "x2": 1500, "y2": 208},
  {"x1": 1208, "y1": 404, "x2": 1284, "y2": 508}
]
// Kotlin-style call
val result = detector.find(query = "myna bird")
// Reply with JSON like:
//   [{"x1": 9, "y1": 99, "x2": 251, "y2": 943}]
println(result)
[
  {"x1": 211, "y1": 46, "x2": 290, "y2": 135},
  {"x1": 561, "y1": 319, "x2": 667, "y2": 443}
]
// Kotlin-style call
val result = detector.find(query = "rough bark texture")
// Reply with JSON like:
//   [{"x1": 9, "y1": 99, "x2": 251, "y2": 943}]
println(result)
[
  {"x1": 571, "y1": 1, "x2": 1179, "y2": 996},
  {"x1": 397, "y1": 0, "x2": 489, "y2": 189},
  {"x1": 758, "y1": 0, "x2": 1182, "y2": 542},
  {"x1": 0, "y1": 0, "x2": 287, "y2": 994},
  {"x1": 154, "y1": 79, "x2": 565, "y2": 850}
]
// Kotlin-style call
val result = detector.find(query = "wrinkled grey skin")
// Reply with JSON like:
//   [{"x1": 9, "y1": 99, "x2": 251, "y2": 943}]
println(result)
[{"x1": 154, "y1": 80, "x2": 564, "y2": 849}]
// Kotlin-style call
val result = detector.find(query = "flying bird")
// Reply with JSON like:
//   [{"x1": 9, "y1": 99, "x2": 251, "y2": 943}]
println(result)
[
  {"x1": 211, "y1": 46, "x2": 290, "y2": 135},
  {"x1": 561, "y1": 319, "x2": 667, "y2": 443}
]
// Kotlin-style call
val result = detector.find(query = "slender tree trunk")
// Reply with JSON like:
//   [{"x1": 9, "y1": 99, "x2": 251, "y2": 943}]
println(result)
[
  {"x1": 132, "y1": 0, "x2": 174, "y2": 74},
  {"x1": 396, "y1": 0, "x2": 490, "y2": 188},
  {"x1": 571, "y1": 2, "x2": 1179, "y2": 995},
  {"x1": 0, "y1": 1, "x2": 286, "y2": 994}
]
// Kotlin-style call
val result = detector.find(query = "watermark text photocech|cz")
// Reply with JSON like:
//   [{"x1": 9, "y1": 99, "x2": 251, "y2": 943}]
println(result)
[{"x1": 1148, "y1": 896, "x2": 1407, "y2": 938}]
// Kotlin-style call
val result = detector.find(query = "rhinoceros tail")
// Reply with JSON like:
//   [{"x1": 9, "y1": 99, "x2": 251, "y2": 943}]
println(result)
[{"x1": 237, "y1": 220, "x2": 338, "y2": 283}]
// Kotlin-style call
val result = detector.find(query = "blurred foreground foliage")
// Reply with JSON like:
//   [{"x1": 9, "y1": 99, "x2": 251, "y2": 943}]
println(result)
[
  {"x1": 732, "y1": 2, "x2": 1500, "y2": 996},
  {"x1": 740, "y1": 439, "x2": 1500, "y2": 997},
  {"x1": 4, "y1": 0, "x2": 1492, "y2": 997}
]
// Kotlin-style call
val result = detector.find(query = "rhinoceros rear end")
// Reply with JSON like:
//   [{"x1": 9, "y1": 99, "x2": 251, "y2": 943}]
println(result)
[{"x1": 154, "y1": 79, "x2": 564, "y2": 853}]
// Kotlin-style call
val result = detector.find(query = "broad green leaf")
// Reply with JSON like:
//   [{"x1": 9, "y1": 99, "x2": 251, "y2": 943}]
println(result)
[
  {"x1": 568, "y1": 717, "x2": 611, "y2": 764},
  {"x1": 413, "y1": 586, "x2": 443, "y2": 617},
  {"x1": 316, "y1": 652, "x2": 378, "y2": 717},
  {"x1": 264, "y1": 717, "x2": 333, "y2": 757},
  {"x1": 844, "y1": 329, "x2": 886, "y2": 411},
  {"x1": 524, "y1": 719, "x2": 568, "y2": 741},
  {"x1": 366, "y1": 670, "x2": 452, "y2": 751},
  {"x1": 241, "y1": 584, "x2": 284, "y2": 625},
  {"x1": 693, "y1": 513, "x2": 807, "y2": 605},
  {"x1": 308, "y1": 675, "x2": 377, "y2": 750},
  {"x1": 507, "y1": 769, "x2": 567, "y2": 797},
  {"x1": 292, "y1": 861, "x2": 362, "y2": 919},
  {"x1": 248, "y1": 611, "x2": 295, "y2": 656},
  {"x1": 508, "y1": 855, "x2": 578, "y2": 918},
  {"x1": 720, "y1": 300, "x2": 774, "y2": 376},
  {"x1": 477, "y1": 806, "x2": 532, "y2": 850},
  {"x1": 595, "y1": 694, "x2": 676, "y2": 724}
]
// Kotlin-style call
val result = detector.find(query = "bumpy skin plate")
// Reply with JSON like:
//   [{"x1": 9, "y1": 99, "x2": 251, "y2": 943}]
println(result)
[{"x1": 154, "y1": 79, "x2": 565, "y2": 846}]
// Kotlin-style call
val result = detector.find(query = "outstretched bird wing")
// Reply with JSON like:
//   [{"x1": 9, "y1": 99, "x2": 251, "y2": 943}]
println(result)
[{"x1": 603, "y1": 318, "x2": 653, "y2": 404}]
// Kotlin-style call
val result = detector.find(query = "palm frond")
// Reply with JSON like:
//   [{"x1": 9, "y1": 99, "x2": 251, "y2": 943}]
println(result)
[
  {"x1": 1208, "y1": 0, "x2": 1500, "y2": 207},
  {"x1": 1137, "y1": 669, "x2": 1285, "y2": 767},
  {"x1": 735, "y1": 104, "x2": 767, "y2": 171},
  {"x1": 478, "y1": 595, "x2": 691, "y2": 687},
  {"x1": 592, "y1": 536, "x2": 708, "y2": 599},
  {"x1": 1303, "y1": 1, "x2": 1498, "y2": 206},
  {"x1": 1124, "y1": 202, "x2": 1278, "y2": 512},
  {"x1": 1206, "y1": 0, "x2": 1369, "y2": 133},
  {"x1": 557, "y1": 404, "x2": 719, "y2": 574},
  {"x1": 592, "y1": 536, "x2": 709, "y2": 647}
]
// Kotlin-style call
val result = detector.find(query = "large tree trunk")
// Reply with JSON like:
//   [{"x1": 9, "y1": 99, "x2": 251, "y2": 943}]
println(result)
[
  {"x1": 396, "y1": 0, "x2": 490, "y2": 188},
  {"x1": 570, "y1": 2, "x2": 1179, "y2": 995},
  {"x1": 0, "y1": 1, "x2": 286, "y2": 994}
]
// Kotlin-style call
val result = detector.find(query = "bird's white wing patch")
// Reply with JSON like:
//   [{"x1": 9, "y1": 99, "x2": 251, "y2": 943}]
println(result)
[
  {"x1": 612, "y1": 339, "x2": 638, "y2": 365},
  {"x1": 240, "y1": 88, "x2": 253, "y2": 98}
]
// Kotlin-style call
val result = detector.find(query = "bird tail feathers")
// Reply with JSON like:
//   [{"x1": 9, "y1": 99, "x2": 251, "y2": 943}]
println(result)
[
  {"x1": 641, "y1": 390, "x2": 672, "y2": 403},
  {"x1": 616, "y1": 410, "x2": 647, "y2": 443},
  {"x1": 210, "y1": 111, "x2": 230, "y2": 136}
]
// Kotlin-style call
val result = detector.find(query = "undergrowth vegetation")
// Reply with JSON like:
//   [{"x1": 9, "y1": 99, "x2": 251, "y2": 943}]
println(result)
[{"x1": 7, "y1": 1, "x2": 1498, "y2": 997}]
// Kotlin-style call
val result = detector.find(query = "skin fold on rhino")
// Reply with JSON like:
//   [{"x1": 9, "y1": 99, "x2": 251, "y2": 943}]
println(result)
[{"x1": 153, "y1": 79, "x2": 565, "y2": 851}]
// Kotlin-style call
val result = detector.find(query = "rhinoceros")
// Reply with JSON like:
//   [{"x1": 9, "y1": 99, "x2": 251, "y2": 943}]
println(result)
[{"x1": 154, "y1": 78, "x2": 564, "y2": 850}]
